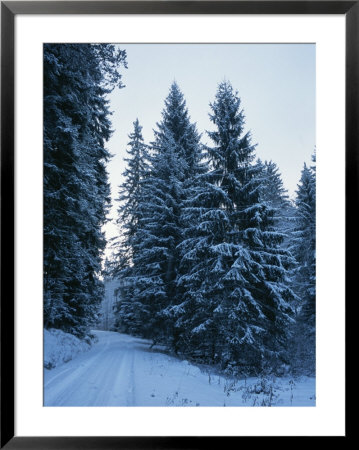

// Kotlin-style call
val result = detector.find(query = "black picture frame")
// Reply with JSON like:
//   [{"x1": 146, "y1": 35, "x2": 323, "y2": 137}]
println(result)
[{"x1": 1, "y1": 1, "x2": 353, "y2": 447}]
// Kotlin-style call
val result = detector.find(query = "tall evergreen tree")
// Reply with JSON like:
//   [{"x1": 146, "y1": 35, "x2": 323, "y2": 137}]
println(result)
[
  {"x1": 43, "y1": 44, "x2": 127, "y2": 337},
  {"x1": 176, "y1": 81, "x2": 294, "y2": 373},
  {"x1": 127, "y1": 134, "x2": 186, "y2": 340},
  {"x1": 292, "y1": 160, "x2": 316, "y2": 316},
  {"x1": 114, "y1": 119, "x2": 149, "y2": 270},
  {"x1": 115, "y1": 82, "x2": 202, "y2": 343},
  {"x1": 111, "y1": 119, "x2": 150, "y2": 334},
  {"x1": 290, "y1": 155, "x2": 316, "y2": 374}
]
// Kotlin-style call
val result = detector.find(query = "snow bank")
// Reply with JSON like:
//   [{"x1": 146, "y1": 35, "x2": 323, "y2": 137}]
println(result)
[{"x1": 44, "y1": 328, "x2": 92, "y2": 369}]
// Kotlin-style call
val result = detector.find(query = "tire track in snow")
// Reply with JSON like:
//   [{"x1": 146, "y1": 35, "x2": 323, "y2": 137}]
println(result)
[
  {"x1": 44, "y1": 334, "x2": 110, "y2": 390},
  {"x1": 106, "y1": 347, "x2": 135, "y2": 406},
  {"x1": 44, "y1": 334, "x2": 112, "y2": 405},
  {"x1": 127, "y1": 348, "x2": 136, "y2": 406},
  {"x1": 45, "y1": 333, "x2": 139, "y2": 406},
  {"x1": 88, "y1": 345, "x2": 126, "y2": 406},
  {"x1": 44, "y1": 332, "x2": 118, "y2": 406}
]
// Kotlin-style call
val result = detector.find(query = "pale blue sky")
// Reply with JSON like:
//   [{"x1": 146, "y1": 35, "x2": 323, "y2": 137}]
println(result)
[{"x1": 105, "y1": 43, "x2": 315, "y2": 242}]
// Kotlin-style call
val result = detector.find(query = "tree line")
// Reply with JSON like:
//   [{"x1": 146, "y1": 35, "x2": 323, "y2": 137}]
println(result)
[
  {"x1": 43, "y1": 44, "x2": 127, "y2": 337},
  {"x1": 112, "y1": 81, "x2": 316, "y2": 377}
]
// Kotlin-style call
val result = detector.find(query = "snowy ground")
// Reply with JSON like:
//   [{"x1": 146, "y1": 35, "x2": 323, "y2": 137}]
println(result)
[
  {"x1": 44, "y1": 330, "x2": 315, "y2": 407},
  {"x1": 44, "y1": 328, "x2": 92, "y2": 370}
]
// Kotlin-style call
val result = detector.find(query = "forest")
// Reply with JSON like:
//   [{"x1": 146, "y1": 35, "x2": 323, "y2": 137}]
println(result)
[{"x1": 44, "y1": 43, "x2": 315, "y2": 381}]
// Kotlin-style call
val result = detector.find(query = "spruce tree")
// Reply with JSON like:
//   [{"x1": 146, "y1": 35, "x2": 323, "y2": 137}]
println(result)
[
  {"x1": 43, "y1": 44, "x2": 127, "y2": 337},
  {"x1": 177, "y1": 81, "x2": 295, "y2": 373},
  {"x1": 115, "y1": 82, "x2": 201, "y2": 343},
  {"x1": 290, "y1": 156, "x2": 316, "y2": 374},
  {"x1": 128, "y1": 133, "x2": 186, "y2": 340},
  {"x1": 114, "y1": 119, "x2": 149, "y2": 270},
  {"x1": 112, "y1": 119, "x2": 151, "y2": 334}
]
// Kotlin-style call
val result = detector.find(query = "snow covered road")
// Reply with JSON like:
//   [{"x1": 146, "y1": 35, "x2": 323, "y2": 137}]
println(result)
[{"x1": 44, "y1": 330, "x2": 315, "y2": 407}]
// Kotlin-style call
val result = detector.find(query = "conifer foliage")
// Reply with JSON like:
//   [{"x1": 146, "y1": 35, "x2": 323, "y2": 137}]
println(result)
[
  {"x1": 293, "y1": 156, "x2": 316, "y2": 317},
  {"x1": 44, "y1": 44, "x2": 127, "y2": 337},
  {"x1": 174, "y1": 82, "x2": 295, "y2": 373},
  {"x1": 115, "y1": 119, "x2": 149, "y2": 269},
  {"x1": 259, "y1": 160, "x2": 291, "y2": 214},
  {"x1": 112, "y1": 80, "x2": 315, "y2": 377},
  {"x1": 115, "y1": 82, "x2": 202, "y2": 341},
  {"x1": 290, "y1": 155, "x2": 316, "y2": 374}
]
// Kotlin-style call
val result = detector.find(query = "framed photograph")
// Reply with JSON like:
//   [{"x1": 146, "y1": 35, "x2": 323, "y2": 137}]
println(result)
[{"x1": 1, "y1": 1, "x2": 352, "y2": 446}]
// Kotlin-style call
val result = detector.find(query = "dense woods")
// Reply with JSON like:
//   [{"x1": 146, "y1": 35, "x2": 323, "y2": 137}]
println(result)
[
  {"x1": 43, "y1": 44, "x2": 127, "y2": 337},
  {"x1": 112, "y1": 81, "x2": 316, "y2": 377},
  {"x1": 43, "y1": 45, "x2": 315, "y2": 377}
]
